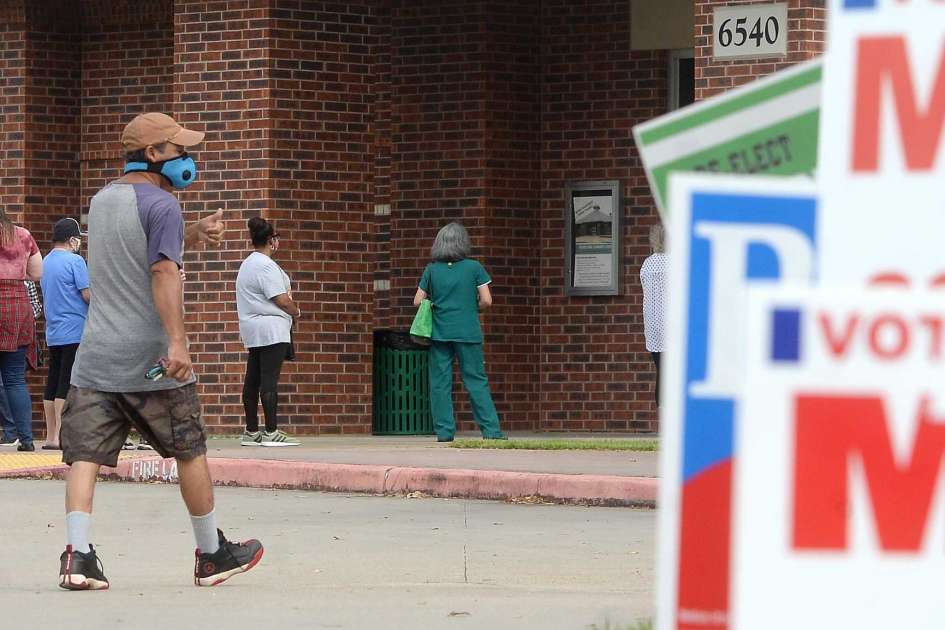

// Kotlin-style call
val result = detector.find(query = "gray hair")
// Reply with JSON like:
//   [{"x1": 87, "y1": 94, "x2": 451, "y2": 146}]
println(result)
[
  {"x1": 649, "y1": 222, "x2": 665, "y2": 253},
  {"x1": 431, "y1": 222, "x2": 471, "y2": 262}
]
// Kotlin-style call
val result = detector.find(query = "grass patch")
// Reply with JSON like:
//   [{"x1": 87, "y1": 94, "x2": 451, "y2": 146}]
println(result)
[{"x1": 450, "y1": 438, "x2": 658, "y2": 452}]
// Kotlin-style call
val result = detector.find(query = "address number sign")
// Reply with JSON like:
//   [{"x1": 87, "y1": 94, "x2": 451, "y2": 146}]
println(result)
[{"x1": 713, "y1": 3, "x2": 788, "y2": 60}]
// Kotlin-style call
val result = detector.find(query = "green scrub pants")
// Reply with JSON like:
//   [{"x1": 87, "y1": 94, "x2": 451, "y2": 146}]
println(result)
[{"x1": 428, "y1": 340, "x2": 502, "y2": 439}]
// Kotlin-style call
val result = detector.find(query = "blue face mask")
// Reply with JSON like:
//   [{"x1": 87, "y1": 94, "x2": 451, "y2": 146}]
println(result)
[{"x1": 124, "y1": 152, "x2": 198, "y2": 189}]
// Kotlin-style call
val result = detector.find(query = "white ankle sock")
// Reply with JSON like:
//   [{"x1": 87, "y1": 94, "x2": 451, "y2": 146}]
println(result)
[
  {"x1": 66, "y1": 511, "x2": 91, "y2": 554},
  {"x1": 190, "y1": 510, "x2": 220, "y2": 554}
]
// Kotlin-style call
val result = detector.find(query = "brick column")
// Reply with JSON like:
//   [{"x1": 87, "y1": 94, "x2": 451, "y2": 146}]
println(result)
[
  {"x1": 174, "y1": 1, "x2": 378, "y2": 435},
  {"x1": 372, "y1": 2, "x2": 394, "y2": 332},
  {"x1": 173, "y1": 0, "x2": 276, "y2": 432},
  {"x1": 0, "y1": 2, "x2": 27, "y2": 227},
  {"x1": 267, "y1": 1, "x2": 377, "y2": 433}
]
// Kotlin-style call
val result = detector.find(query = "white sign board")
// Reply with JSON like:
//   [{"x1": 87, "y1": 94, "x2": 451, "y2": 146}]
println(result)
[
  {"x1": 658, "y1": 173, "x2": 818, "y2": 630},
  {"x1": 733, "y1": 287, "x2": 945, "y2": 630},
  {"x1": 713, "y1": 3, "x2": 788, "y2": 60},
  {"x1": 818, "y1": 0, "x2": 945, "y2": 287},
  {"x1": 633, "y1": 59, "x2": 821, "y2": 215}
]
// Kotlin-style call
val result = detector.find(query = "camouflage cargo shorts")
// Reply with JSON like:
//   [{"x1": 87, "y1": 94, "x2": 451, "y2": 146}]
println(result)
[{"x1": 61, "y1": 384, "x2": 207, "y2": 467}]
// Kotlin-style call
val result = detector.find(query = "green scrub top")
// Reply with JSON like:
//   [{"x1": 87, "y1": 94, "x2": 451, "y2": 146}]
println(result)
[{"x1": 418, "y1": 259, "x2": 491, "y2": 342}]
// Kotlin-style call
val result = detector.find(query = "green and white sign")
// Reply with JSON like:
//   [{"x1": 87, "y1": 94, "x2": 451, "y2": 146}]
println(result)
[{"x1": 633, "y1": 59, "x2": 820, "y2": 216}]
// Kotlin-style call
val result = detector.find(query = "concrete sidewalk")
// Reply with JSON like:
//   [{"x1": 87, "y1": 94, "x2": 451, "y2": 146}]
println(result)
[
  {"x1": 205, "y1": 433, "x2": 659, "y2": 477},
  {"x1": 0, "y1": 480, "x2": 655, "y2": 629},
  {"x1": 0, "y1": 433, "x2": 659, "y2": 507}
]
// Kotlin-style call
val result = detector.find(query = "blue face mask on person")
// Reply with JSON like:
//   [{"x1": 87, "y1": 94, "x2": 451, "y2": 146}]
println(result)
[{"x1": 124, "y1": 152, "x2": 198, "y2": 189}]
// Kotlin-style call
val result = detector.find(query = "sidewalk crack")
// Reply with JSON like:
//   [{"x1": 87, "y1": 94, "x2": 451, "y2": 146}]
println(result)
[{"x1": 463, "y1": 502, "x2": 469, "y2": 584}]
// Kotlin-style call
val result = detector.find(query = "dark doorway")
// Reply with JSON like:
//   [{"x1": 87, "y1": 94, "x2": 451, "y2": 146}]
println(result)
[{"x1": 671, "y1": 51, "x2": 695, "y2": 110}]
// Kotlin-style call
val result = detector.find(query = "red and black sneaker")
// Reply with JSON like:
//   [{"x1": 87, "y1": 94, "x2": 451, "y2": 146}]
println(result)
[
  {"x1": 59, "y1": 545, "x2": 110, "y2": 591},
  {"x1": 194, "y1": 529, "x2": 264, "y2": 587}
]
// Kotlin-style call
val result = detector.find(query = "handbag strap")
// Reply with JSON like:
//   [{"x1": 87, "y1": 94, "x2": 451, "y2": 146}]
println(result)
[{"x1": 426, "y1": 263, "x2": 434, "y2": 304}]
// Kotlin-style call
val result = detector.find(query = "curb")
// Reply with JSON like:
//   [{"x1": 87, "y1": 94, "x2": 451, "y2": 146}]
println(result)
[{"x1": 0, "y1": 456, "x2": 657, "y2": 508}]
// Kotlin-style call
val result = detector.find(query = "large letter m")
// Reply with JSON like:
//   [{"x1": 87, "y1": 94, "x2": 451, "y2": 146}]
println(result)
[
  {"x1": 793, "y1": 395, "x2": 945, "y2": 551},
  {"x1": 853, "y1": 37, "x2": 945, "y2": 172}
]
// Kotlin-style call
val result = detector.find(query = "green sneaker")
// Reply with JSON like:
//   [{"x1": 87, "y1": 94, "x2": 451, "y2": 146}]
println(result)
[
  {"x1": 260, "y1": 429, "x2": 300, "y2": 447},
  {"x1": 241, "y1": 430, "x2": 263, "y2": 447}
]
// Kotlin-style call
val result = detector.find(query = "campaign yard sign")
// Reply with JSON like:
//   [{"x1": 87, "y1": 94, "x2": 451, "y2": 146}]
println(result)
[
  {"x1": 633, "y1": 59, "x2": 820, "y2": 216},
  {"x1": 733, "y1": 287, "x2": 945, "y2": 630},
  {"x1": 818, "y1": 0, "x2": 945, "y2": 286},
  {"x1": 658, "y1": 3, "x2": 945, "y2": 629},
  {"x1": 659, "y1": 174, "x2": 818, "y2": 630}
]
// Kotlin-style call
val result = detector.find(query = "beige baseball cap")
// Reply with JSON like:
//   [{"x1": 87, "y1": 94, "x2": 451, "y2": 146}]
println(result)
[{"x1": 121, "y1": 113, "x2": 205, "y2": 152}]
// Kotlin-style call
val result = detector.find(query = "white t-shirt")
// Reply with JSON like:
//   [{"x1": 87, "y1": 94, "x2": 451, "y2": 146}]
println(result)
[
  {"x1": 640, "y1": 252, "x2": 667, "y2": 352},
  {"x1": 236, "y1": 252, "x2": 292, "y2": 348}
]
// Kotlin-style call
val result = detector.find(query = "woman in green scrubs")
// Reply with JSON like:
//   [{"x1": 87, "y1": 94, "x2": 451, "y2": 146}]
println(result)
[{"x1": 413, "y1": 223, "x2": 507, "y2": 442}]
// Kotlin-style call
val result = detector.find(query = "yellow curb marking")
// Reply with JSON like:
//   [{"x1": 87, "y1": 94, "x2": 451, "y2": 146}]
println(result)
[{"x1": 0, "y1": 451, "x2": 143, "y2": 473}]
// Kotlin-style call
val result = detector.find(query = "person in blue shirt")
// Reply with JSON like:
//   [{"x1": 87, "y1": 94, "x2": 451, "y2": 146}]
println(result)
[{"x1": 40, "y1": 218, "x2": 89, "y2": 450}]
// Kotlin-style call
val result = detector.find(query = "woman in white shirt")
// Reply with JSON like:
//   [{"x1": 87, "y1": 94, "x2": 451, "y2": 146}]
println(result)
[
  {"x1": 236, "y1": 217, "x2": 301, "y2": 446},
  {"x1": 640, "y1": 222, "x2": 667, "y2": 408}
]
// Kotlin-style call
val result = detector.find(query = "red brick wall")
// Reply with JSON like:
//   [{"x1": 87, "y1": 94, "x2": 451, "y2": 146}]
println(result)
[
  {"x1": 0, "y1": 2, "x2": 26, "y2": 226},
  {"x1": 478, "y1": 2, "x2": 543, "y2": 431},
  {"x1": 372, "y1": 2, "x2": 393, "y2": 331},
  {"x1": 1, "y1": 2, "x2": 34, "y2": 431},
  {"x1": 538, "y1": 1, "x2": 667, "y2": 432},
  {"x1": 386, "y1": 1, "x2": 490, "y2": 334},
  {"x1": 3, "y1": 0, "x2": 829, "y2": 437},
  {"x1": 381, "y1": 1, "x2": 543, "y2": 433},
  {"x1": 384, "y1": 2, "x2": 492, "y2": 432},
  {"x1": 23, "y1": 1, "x2": 80, "y2": 248},
  {"x1": 20, "y1": 1, "x2": 82, "y2": 429},
  {"x1": 79, "y1": 1, "x2": 175, "y2": 215},
  {"x1": 694, "y1": 0, "x2": 826, "y2": 100},
  {"x1": 171, "y1": 0, "x2": 276, "y2": 433},
  {"x1": 6, "y1": 1, "x2": 177, "y2": 437},
  {"x1": 268, "y1": 1, "x2": 377, "y2": 434}
]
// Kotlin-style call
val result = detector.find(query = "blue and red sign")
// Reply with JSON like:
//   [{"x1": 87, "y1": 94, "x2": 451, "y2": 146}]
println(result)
[{"x1": 663, "y1": 176, "x2": 818, "y2": 630}]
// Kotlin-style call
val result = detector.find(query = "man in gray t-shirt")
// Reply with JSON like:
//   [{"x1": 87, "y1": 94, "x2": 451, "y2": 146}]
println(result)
[
  {"x1": 58, "y1": 112, "x2": 264, "y2": 592},
  {"x1": 70, "y1": 181, "x2": 197, "y2": 392}
]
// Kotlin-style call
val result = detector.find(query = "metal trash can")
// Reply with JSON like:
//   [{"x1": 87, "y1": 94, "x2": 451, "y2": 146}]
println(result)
[{"x1": 372, "y1": 329, "x2": 433, "y2": 435}]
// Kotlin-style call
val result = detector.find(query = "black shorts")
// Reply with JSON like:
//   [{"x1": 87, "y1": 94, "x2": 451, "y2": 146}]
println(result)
[{"x1": 44, "y1": 343, "x2": 79, "y2": 401}]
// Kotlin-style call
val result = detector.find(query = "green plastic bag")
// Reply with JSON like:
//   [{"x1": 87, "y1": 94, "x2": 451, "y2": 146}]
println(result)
[{"x1": 409, "y1": 299, "x2": 433, "y2": 345}]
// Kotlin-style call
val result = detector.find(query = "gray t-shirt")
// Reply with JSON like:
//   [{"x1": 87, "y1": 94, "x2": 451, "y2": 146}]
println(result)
[
  {"x1": 71, "y1": 182, "x2": 196, "y2": 392},
  {"x1": 236, "y1": 252, "x2": 292, "y2": 348}
]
